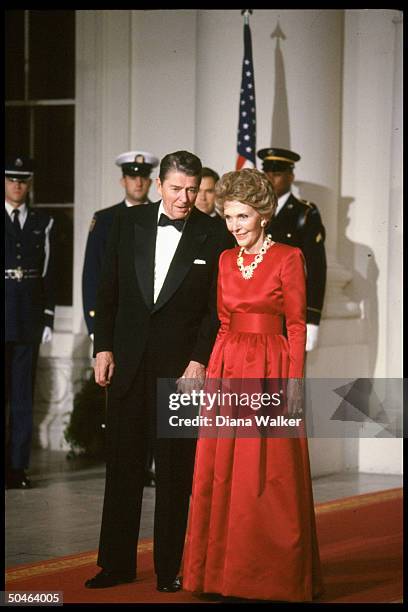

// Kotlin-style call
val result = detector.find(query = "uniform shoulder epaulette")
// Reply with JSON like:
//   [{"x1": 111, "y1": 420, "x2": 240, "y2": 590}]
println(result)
[{"x1": 299, "y1": 199, "x2": 316, "y2": 209}]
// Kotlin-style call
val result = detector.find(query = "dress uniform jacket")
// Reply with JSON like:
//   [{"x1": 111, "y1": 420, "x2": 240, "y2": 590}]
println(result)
[
  {"x1": 5, "y1": 207, "x2": 56, "y2": 343},
  {"x1": 266, "y1": 193, "x2": 326, "y2": 325},
  {"x1": 82, "y1": 200, "x2": 152, "y2": 335}
]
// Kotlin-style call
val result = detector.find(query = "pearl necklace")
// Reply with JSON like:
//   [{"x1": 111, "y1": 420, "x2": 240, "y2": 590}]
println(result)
[{"x1": 237, "y1": 234, "x2": 273, "y2": 279}]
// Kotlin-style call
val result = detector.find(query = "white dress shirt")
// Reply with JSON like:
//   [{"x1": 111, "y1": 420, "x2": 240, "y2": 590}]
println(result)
[
  {"x1": 5, "y1": 201, "x2": 28, "y2": 228},
  {"x1": 154, "y1": 202, "x2": 184, "y2": 303}
]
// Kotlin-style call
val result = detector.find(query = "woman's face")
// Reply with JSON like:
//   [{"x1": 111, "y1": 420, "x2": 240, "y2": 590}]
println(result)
[{"x1": 223, "y1": 200, "x2": 266, "y2": 253}]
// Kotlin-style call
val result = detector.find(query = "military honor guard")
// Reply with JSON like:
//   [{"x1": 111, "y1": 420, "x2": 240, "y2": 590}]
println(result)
[
  {"x1": 82, "y1": 150, "x2": 159, "y2": 337},
  {"x1": 257, "y1": 147, "x2": 327, "y2": 351},
  {"x1": 5, "y1": 156, "x2": 56, "y2": 489}
]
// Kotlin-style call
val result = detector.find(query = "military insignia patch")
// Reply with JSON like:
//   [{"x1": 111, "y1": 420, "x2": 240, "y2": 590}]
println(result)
[
  {"x1": 135, "y1": 154, "x2": 145, "y2": 163},
  {"x1": 89, "y1": 217, "x2": 97, "y2": 232}
]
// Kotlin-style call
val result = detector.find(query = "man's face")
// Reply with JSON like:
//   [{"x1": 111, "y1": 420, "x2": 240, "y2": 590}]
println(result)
[
  {"x1": 120, "y1": 174, "x2": 151, "y2": 205},
  {"x1": 195, "y1": 176, "x2": 216, "y2": 215},
  {"x1": 5, "y1": 177, "x2": 32, "y2": 207},
  {"x1": 265, "y1": 170, "x2": 294, "y2": 199},
  {"x1": 157, "y1": 171, "x2": 199, "y2": 220}
]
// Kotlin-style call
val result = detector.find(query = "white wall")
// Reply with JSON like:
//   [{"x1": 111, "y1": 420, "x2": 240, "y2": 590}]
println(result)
[
  {"x1": 340, "y1": 9, "x2": 402, "y2": 379},
  {"x1": 340, "y1": 9, "x2": 402, "y2": 474}
]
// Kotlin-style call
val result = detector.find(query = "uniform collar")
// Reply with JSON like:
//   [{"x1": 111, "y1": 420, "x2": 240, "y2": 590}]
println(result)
[
  {"x1": 125, "y1": 198, "x2": 149, "y2": 207},
  {"x1": 275, "y1": 191, "x2": 291, "y2": 216},
  {"x1": 5, "y1": 201, "x2": 28, "y2": 225}
]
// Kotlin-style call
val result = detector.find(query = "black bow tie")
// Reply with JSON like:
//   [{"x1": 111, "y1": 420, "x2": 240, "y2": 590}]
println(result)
[{"x1": 158, "y1": 213, "x2": 185, "y2": 232}]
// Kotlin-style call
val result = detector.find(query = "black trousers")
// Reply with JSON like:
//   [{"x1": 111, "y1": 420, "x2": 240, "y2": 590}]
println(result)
[
  {"x1": 5, "y1": 343, "x2": 35, "y2": 470},
  {"x1": 97, "y1": 357, "x2": 196, "y2": 583}
]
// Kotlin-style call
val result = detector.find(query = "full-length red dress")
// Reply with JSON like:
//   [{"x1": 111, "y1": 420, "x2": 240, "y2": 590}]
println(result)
[{"x1": 183, "y1": 243, "x2": 324, "y2": 602}]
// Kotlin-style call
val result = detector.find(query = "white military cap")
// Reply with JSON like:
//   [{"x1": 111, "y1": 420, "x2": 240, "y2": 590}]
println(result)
[{"x1": 115, "y1": 150, "x2": 159, "y2": 177}]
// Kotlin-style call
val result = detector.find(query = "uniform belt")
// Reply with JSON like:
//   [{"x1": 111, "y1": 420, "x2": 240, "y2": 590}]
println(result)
[
  {"x1": 5, "y1": 267, "x2": 41, "y2": 281},
  {"x1": 229, "y1": 312, "x2": 283, "y2": 335}
]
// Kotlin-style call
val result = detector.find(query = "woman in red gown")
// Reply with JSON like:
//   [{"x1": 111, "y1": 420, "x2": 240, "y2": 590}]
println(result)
[{"x1": 183, "y1": 169, "x2": 323, "y2": 602}]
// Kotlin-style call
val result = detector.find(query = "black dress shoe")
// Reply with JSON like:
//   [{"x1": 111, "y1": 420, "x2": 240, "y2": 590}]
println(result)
[
  {"x1": 157, "y1": 576, "x2": 182, "y2": 592},
  {"x1": 6, "y1": 470, "x2": 31, "y2": 490},
  {"x1": 85, "y1": 569, "x2": 135, "y2": 589}
]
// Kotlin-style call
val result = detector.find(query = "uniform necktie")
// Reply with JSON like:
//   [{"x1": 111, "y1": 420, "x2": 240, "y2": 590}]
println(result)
[
  {"x1": 12, "y1": 208, "x2": 22, "y2": 233},
  {"x1": 158, "y1": 213, "x2": 185, "y2": 232}
]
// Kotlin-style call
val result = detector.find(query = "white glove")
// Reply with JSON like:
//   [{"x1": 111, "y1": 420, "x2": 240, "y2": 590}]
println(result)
[
  {"x1": 42, "y1": 326, "x2": 53, "y2": 343},
  {"x1": 90, "y1": 333, "x2": 94, "y2": 342},
  {"x1": 306, "y1": 323, "x2": 319, "y2": 352}
]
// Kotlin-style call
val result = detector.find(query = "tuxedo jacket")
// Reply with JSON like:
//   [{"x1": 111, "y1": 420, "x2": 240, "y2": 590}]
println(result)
[
  {"x1": 5, "y1": 207, "x2": 56, "y2": 343},
  {"x1": 94, "y1": 202, "x2": 230, "y2": 397},
  {"x1": 267, "y1": 193, "x2": 327, "y2": 325}
]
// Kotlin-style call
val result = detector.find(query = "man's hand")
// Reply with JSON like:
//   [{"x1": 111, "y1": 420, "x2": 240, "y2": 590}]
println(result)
[
  {"x1": 41, "y1": 326, "x2": 53, "y2": 343},
  {"x1": 176, "y1": 360, "x2": 206, "y2": 395},
  {"x1": 306, "y1": 323, "x2": 319, "y2": 352},
  {"x1": 94, "y1": 351, "x2": 115, "y2": 387}
]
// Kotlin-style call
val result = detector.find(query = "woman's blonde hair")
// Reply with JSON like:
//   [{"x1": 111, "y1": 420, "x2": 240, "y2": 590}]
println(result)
[{"x1": 215, "y1": 168, "x2": 277, "y2": 219}]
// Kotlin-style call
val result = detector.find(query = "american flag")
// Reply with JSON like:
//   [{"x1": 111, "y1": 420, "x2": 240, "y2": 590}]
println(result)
[{"x1": 236, "y1": 17, "x2": 256, "y2": 170}]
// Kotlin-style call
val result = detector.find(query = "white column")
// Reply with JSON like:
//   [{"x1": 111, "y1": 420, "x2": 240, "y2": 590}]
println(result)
[
  {"x1": 386, "y1": 14, "x2": 403, "y2": 379},
  {"x1": 74, "y1": 10, "x2": 132, "y2": 335},
  {"x1": 341, "y1": 9, "x2": 402, "y2": 475},
  {"x1": 341, "y1": 9, "x2": 402, "y2": 378},
  {"x1": 129, "y1": 9, "x2": 197, "y2": 201}
]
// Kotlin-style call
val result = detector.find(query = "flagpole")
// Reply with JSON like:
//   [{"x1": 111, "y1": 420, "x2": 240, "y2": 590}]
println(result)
[
  {"x1": 241, "y1": 9, "x2": 253, "y2": 25},
  {"x1": 236, "y1": 9, "x2": 256, "y2": 170}
]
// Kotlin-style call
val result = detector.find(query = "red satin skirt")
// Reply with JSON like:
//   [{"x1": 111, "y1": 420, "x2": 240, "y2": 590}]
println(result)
[{"x1": 182, "y1": 320, "x2": 323, "y2": 601}]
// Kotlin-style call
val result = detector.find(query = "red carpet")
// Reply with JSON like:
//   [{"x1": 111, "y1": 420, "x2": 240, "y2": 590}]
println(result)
[{"x1": 5, "y1": 488, "x2": 403, "y2": 604}]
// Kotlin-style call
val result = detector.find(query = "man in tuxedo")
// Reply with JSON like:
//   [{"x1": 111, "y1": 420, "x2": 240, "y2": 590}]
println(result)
[
  {"x1": 85, "y1": 150, "x2": 229, "y2": 591},
  {"x1": 257, "y1": 147, "x2": 327, "y2": 351},
  {"x1": 82, "y1": 150, "x2": 158, "y2": 487}
]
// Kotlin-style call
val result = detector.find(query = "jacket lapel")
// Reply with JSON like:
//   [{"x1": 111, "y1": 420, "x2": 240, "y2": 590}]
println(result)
[
  {"x1": 153, "y1": 207, "x2": 208, "y2": 313},
  {"x1": 134, "y1": 202, "x2": 160, "y2": 310},
  {"x1": 22, "y1": 208, "x2": 37, "y2": 235}
]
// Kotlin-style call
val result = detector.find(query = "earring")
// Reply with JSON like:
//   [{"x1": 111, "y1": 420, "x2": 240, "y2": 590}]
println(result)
[{"x1": 261, "y1": 219, "x2": 266, "y2": 227}]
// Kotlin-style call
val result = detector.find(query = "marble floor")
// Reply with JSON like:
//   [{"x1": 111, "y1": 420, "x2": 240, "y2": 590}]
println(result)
[{"x1": 5, "y1": 449, "x2": 403, "y2": 568}]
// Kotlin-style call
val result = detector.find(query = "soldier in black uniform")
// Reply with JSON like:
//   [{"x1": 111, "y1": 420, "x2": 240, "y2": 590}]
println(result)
[
  {"x1": 82, "y1": 150, "x2": 159, "y2": 486},
  {"x1": 257, "y1": 147, "x2": 327, "y2": 351},
  {"x1": 82, "y1": 150, "x2": 159, "y2": 336},
  {"x1": 5, "y1": 156, "x2": 56, "y2": 489}
]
